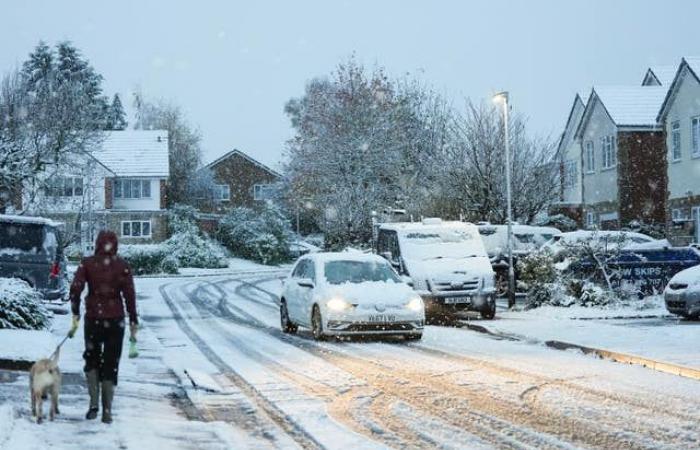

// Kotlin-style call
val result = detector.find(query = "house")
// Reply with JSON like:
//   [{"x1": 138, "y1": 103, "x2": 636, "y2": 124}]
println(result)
[
  {"x1": 642, "y1": 65, "x2": 677, "y2": 87},
  {"x1": 21, "y1": 130, "x2": 170, "y2": 248},
  {"x1": 198, "y1": 149, "x2": 282, "y2": 213},
  {"x1": 551, "y1": 92, "x2": 587, "y2": 225},
  {"x1": 657, "y1": 57, "x2": 700, "y2": 245},
  {"x1": 574, "y1": 86, "x2": 667, "y2": 229}
]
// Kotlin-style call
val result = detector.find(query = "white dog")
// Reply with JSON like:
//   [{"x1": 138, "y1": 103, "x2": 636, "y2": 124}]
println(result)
[{"x1": 29, "y1": 346, "x2": 62, "y2": 424}]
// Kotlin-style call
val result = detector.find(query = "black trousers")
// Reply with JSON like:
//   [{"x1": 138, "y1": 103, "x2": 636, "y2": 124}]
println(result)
[{"x1": 83, "y1": 318, "x2": 125, "y2": 384}]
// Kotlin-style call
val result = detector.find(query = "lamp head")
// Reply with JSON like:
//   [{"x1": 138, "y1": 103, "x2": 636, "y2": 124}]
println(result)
[{"x1": 492, "y1": 91, "x2": 509, "y2": 104}]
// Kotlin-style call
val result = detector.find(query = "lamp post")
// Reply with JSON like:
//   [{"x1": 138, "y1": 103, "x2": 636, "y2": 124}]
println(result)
[{"x1": 493, "y1": 91, "x2": 516, "y2": 309}]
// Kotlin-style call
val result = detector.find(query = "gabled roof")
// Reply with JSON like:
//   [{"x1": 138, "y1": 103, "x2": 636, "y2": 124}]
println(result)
[
  {"x1": 92, "y1": 130, "x2": 170, "y2": 178},
  {"x1": 576, "y1": 86, "x2": 666, "y2": 138},
  {"x1": 657, "y1": 57, "x2": 700, "y2": 122},
  {"x1": 556, "y1": 92, "x2": 588, "y2": 154},
  {"x1": 206, "y1": 149, "x2": 282, "y2": 178},
  {"x1": 642, "y1": 65, "x2": 677, "y2": 86}
]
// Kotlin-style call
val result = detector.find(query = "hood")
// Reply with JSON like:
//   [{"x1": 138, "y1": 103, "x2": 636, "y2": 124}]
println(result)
[
  {"x1": 404, "y1": 255, "x2": 493, "y2": 282},
  {"x1": 669, "y1": 264, "x2": 700, "y2": 286},
  {"x1": 325, "y1": 280, "x2": 416, "y2": 306},
  {"x1": 94, "y1": 230, "x2": 119, "y2": 256}
]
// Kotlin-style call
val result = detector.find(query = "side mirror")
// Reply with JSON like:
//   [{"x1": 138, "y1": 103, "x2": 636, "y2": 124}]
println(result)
[
  {"x1": 297, "y1": 278, "x2": 315, "y2": 289},
  {"x1": 380, "y1": 251, "x2": 393, "y2": 261},
  {"x1": 401, "y1": 275, "x2": 414, "y2": 287}
]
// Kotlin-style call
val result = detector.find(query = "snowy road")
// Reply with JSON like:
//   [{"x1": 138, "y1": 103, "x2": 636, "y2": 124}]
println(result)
[{"x1": 142, "y1": 272, "x2": 700, "y2": 450}]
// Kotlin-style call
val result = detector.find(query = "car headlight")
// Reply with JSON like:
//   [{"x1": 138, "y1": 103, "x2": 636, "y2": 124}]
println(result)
[
  {"x1": 326, "y1": 297, "x2": 351, "y2": 311},
  {"x1": 405, "y1": 296, "x2": 424, "y2": 312}
]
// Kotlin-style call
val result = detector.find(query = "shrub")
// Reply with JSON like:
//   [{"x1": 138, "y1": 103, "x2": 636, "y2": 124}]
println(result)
[
  {"x1": 217, "y1": 204, "x2": 292, "y2": 264},
  {"x1": 167, "y1": 203, "x2": 201, "y2": 235},
  {"x1": 0, "y1": 278, "x2": 51, "y2": 330},
  {"x1": 163, "y1": 231, "x2": 228, "y2": 269},
  {"x1": 120, "y1": 244, "x2": 178, "y2": 275}
]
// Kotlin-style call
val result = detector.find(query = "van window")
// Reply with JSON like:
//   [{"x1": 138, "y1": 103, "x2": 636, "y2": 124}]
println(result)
[
  {"x1": 400, "y1": 228, "x2": 486, "y2": 260},
  {"x1": 0, "y1": 222, "x2": 45, "y2": 254}
]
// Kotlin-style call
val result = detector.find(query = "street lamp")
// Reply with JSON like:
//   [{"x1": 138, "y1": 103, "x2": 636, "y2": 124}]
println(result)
[{"x1": 493, "y1": 91, "x2": 516, "y2": 309}]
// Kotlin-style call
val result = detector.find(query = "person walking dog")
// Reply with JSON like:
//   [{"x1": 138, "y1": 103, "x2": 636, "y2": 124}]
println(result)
[{"x1": 68, "y1": 230, "x2": 138, "y2": 424}]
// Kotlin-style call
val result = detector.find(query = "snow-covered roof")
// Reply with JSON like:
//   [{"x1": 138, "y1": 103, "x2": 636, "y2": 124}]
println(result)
[
  {"x1": 0, "y1": 214, "x2": 63, "y2": 227},
  {"x1": 92, "y1": 130, "x2": 170, "y2": 178},
  {"x1": 684, "y1": 57, "x2": 700, "y2": 79},
  {"x1": 643, "y1": 65, "x2": 677, "y2": 86},
  {"x1": 206, "y1": 149, "x2": 282, "y2": 178},
  {"x1": 587, "y1": 86, "x2": 666, "y2": 128},
  {"x1": 303, "y1": 251, "x2": 388, "y2": 265},
  {"x1": 657, "y1": 57, "x2": 700, "y2": 122}
]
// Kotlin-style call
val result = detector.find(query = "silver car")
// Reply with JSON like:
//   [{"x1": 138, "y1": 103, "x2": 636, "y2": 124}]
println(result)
[{"x1": 664, "y1": 265, "x2": 700, "y2": 319}]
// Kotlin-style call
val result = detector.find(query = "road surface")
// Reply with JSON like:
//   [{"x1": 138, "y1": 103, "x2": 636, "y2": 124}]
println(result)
[{"x1": 142, "y1": 271, "x2": 700, "y2": 450}]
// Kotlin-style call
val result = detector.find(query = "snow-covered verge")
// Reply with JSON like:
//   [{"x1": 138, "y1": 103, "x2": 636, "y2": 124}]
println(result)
[
  {"x1": 485, "y1": 296, "x2": 700, "y2": 369},
  {"x1": 0, "y1": 278, "x2": 51, "y2": 330}
]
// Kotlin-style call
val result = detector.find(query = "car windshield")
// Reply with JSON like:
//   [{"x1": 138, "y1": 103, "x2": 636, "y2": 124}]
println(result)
[
  {"x1": 324, "y1": 260, "x2": 401, "y2": 285},
  {"x1": 400, "y1": 228, "x2": 486, "y2": 260},
  {"x1": 0, "y1": 222, "x2": 45, "y2": 254}
]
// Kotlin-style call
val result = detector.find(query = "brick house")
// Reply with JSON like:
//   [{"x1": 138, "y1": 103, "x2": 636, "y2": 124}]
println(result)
[
  {"x1": 199, "y1": 149, "x2": 282, "y2": 214},
  {"x1": 656, "y1": 57, "x2": 700, "y2": 245},
  {"x1": 574, "y1": 86, "x2": 667, "y2": 230},
  {"x1": 20, "y1": 130, "x2": 170, "y2": 248}
]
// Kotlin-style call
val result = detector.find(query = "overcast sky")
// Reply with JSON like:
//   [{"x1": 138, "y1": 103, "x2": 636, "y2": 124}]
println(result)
[{"x1": 2, "y1": 1, "x2": 698, "y2": 169}]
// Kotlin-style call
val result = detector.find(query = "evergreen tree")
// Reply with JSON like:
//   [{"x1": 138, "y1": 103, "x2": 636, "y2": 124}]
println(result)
[{"x1": 107, "y1": 93, "x2": 128, "y2": 130}]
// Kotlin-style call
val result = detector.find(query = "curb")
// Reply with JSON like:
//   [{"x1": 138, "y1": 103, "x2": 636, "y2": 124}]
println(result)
[
  {"x1": 462, "y1": 322, "x2": 700, "y2": 381},
  {"x1": 544, "y1": 340, "x2": 700, "y2": 381},
  {"x1": 0, "y1": 359, "x2": 33, "y2": 372}
]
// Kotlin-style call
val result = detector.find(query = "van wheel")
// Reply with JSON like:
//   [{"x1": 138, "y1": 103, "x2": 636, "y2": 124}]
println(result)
[
  {"x1": 311, "y1": 305, "x2": 325, "y2": 341},
  {"x1": 480, "y1": 300, "x2": 496, "y2": 320},
  {"x1": 280, "y1": 301, "x2": 297, "y2": 334}
]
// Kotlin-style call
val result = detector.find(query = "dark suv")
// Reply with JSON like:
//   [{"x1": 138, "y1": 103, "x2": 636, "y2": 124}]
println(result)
[{"x1": 0, "y1": 215, "x2": 68, "y2": 302}]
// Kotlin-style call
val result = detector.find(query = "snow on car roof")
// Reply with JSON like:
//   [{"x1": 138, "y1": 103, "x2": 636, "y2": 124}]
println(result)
[
  {"x1": 0, "y1": 214, "x2": 63, "y2": 227},
  {"x1": 304, "y1": 251, "x2": 388, "y2": 265},
  {"x1": 379, "y1": 220, "x2": 478, "y2": 235}
]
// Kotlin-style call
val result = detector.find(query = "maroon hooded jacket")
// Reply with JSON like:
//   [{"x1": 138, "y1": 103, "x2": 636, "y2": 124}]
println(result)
[{"x1": 70, "y1": 230, "x2": 138, "y2": 324}]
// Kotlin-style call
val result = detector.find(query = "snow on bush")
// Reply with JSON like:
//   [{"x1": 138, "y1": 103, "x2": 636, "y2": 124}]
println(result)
[
  {"x1": 167, "y1": 204, "x2": 200, "y2": 235},
  {"x1": 0, "y1": 278, "x2": 51, "y2": 330},
  {"x1": 120, "y1": 244, "x2": 178, "y2": 275},
  {"x1": 163, "y1": 231, "x2": 228, "y2": 269},
  {"x1": 217, "y1": 204, "x2": 292, "y2": 265}
]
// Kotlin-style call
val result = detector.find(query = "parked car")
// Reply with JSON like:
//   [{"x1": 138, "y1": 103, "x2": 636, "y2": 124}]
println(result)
[
  {"x1": 376, "y1": 218, "x2": 496, "y2": 320},
  {"x1": 280, "y1": 252, "x2": 425, "y2": 340},
  {"x1": 541, "y1": 230, "x2": 659, "y2": 257},
  {"x1": 664, "y1": 265, "x2": 700, "y2": 319},
  {"x1": 478, "y1": 224, "x2": 562, "y2": 261},
  {"x1": 288, "y1": 239, "x2": 321, "y2": 258},
  {"x1": 0, "y1": 215, "x2": 67, "y2": 302}
]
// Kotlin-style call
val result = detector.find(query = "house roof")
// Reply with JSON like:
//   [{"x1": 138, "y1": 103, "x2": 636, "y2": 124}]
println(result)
[
  {"x1": 576, "y1": 86, "x2": 666, "y2": 137},
  {"x1": 92, "y1": 130, "x2": 170, "y2": 178},
  {"x1": 656, "y1": 57, "x2": 700, "y2": 122},
  {"x1": 206, "y1": 149, "x2": 282, "y2": 178},
  {"x1": 642, "y1": 65, "x2": 677, "y2": 86},
  {"x1": 556, "y1": 92, "x2": 588, "y2": 154}
]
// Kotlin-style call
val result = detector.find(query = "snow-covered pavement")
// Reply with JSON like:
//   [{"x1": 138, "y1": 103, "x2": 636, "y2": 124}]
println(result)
[{"x1": 3, "y1": 269, "x2": 700, "y2": 449}]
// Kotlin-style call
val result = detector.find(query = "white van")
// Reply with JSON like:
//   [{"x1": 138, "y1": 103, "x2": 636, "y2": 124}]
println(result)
[{"x1": 376, "y1": 219, "x2": 496, "y2": 320}]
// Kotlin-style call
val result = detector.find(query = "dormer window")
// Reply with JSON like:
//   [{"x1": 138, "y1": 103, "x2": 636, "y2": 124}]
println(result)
[{"x1": 114, "y1": 179, "x2": 151, "y2": 199}]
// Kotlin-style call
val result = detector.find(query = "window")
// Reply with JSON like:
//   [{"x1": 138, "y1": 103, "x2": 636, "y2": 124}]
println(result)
[
  {"x1": 601, "y1": 135, "x2": 617, "y2": 169},
  {"x1": 214, "y1": 184, "x2": 230, "y2": 202},
  {"x1": 121, "y1": 220, "x2": 152, "y2": 238},
  {"x1": 47, "y1": 177, "x2": 83, "y2": 197},
  {"x1": 563, "y1": 160, "x2": 577, "y2": 188},
  {"x1": 253, "y1": 184, "x2": 275, "y2": 201},
  {"x1": 672, "y1": 208, "x2": 688, "y2": 221},
  {"x1": 692, "y1": 117, "x2": 700, "y2": 157},
  {"x1": 585, "y1": 211, "x2": 596, "y2": 228},
  {"x1": 671, "y1": 121, "x2": 681, "y2": 161},
  {"x1": 114, "y1": 179, "x2": 151, "y2": 199},
  {"x1": 584, "y1": 141, "x2": 595, "y2": 173},
  {"x1": 292, "y1": 259, "x2": 316, "y2": 281}
]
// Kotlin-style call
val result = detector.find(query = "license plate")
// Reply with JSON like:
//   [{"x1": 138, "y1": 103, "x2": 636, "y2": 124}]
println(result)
[
  {"x1": 444, "y1": 296, "x2": 471, "y2": 304},
  {"x1": 368, "y1": 314, "x2": 396, "y2": 323}
]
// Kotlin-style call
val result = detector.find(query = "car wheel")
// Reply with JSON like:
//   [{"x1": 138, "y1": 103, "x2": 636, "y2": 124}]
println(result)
[
  {"x1": 311, "y1": 305, "x2": 325, "y2": 341},
  {"x1": 480, "y1": 300, "x2": 496, "y2": 320},
  {"x1": 280, "y1": 301, "x2": 297, "y2": 334}
]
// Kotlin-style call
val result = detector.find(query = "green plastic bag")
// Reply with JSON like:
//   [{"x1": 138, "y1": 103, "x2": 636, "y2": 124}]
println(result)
[{"x1": 128, "y1": 337, "x2": 139, "y2": 358}]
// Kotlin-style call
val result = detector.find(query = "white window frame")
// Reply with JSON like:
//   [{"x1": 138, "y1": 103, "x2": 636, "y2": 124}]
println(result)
[
  {"x1": 114, "y1": 179, "x2": 152, "y2": 200},
  {"x1": 253, "y1": 184, "x2": 274, "y2": 201},
  {"x1": 47, "y1": 176, "x2": 83, "y2": 198},
  {"x1": 601, "y1": 135, "x2": 617, "y2": 170},
  {"x1": 121, "y1": 220, "x2": 152, "y2": 238},
  {"x1": 586, "y1": 211, "x2": 596, "y2": 228},
  {"x1": 213, "y1": 184, "x2": 231, "y2": 202},
  {"x1": 692, "y1": 116, "x2": 700, "y2": 157},
  {"x1": 584, "y1": 141, "x2": 595, "y2": 173},
  {"x1": 671, "y1": 121, "x2": 682, "y2": 162},
  {"x1": 671, "y1": 208, "x2": 687, "y2": 221}
]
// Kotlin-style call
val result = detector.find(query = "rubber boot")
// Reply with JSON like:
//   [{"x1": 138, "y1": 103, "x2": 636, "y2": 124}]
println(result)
[
  {"x1": 101, "y1": 381, "x2": 115, "y2": 424},
  {"x1": 85, "y1": 370, "x2": 100, "y2": 420}
]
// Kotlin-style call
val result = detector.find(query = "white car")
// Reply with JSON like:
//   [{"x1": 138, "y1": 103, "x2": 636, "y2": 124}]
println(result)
[
  {"x1": 664, "y1": 265, "x2": 700, "y2": 319},
  {"x1": 280, "y1": 252, "x2": 425, "y2": 340},
  {"x1": 541, "y1": 230, "x2": 659, "y2": 256}
]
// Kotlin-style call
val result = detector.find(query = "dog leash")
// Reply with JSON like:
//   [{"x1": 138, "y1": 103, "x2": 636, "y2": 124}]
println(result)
[{"x1": 49, "y1": 334, "x2": 70, "y2": 359}]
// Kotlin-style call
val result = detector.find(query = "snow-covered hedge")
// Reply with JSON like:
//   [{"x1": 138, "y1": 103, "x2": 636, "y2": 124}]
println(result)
[
  {"x1": 216, "y1": 204, "x2": 292, "y2": 264},
  {"x1": 120, "y1": 244, "x2": 179, "y2": 275},
  {"x1": 0, "y1": 278, "x2": 51, "y2": 330},
  {"x1": 167, "y1": 204, "x2": 200, "y2": 235},
  {"x1": 163, "y1": 231, "x2": 229, "y2": 269}
]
